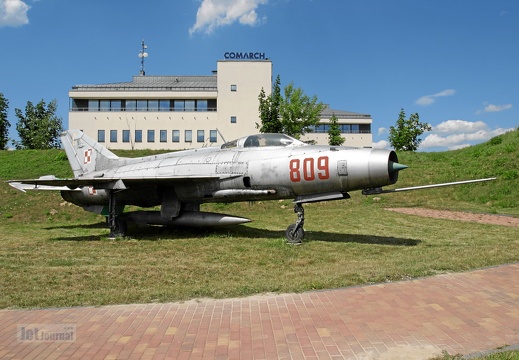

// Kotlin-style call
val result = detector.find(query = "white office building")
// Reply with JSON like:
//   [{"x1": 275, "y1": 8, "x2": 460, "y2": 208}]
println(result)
[{"x1": 69, "y1": 59, "x2": 372, "y2": 150}]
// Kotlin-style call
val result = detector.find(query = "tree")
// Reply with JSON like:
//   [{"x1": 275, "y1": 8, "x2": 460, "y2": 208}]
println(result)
[
  {"x1": 388, "y1": 108, "x2": 431, "y2": 151},
  {"x1": 257, "y1": 75, "x2": 282, "y2": 133},
  {"x1": 0, "y1": 93, "x2": 10, "y2": 150},
  {"x1": 279, "y1": 82, "x2": 325, "y2": 139},
  {"x1": 14, "y1": 99, "x2": 63, "y2": 149},
  {"x1": 327, "y1": 113, "x2": 344, "y2": 146},
  {"x1": 258, "y1": 76, "x2": 325, "y2": 139}
]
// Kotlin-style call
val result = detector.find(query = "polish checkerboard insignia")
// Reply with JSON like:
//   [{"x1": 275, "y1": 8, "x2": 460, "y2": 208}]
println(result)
[{"x1": 84, "y1": 149, "x2": 92, "y2": 164}]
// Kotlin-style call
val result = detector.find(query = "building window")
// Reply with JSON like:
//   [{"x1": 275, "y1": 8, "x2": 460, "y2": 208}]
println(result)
[
  {"x1": 135, "y1": 130, "x2": 142, "y2": 143},
  {"x1": 110, "y1": 100, "x2": 122, "y2": 111},
  {"x1": 77, "y1": 98, "x2": 218, "y2": 112},
  {"x1": 172, "y1": 130, "x2": 180, "y2": 142},
  {"x1": 71, "y1": 99, "x2": 88, "y2": 111},
  {"x1": 137, "y1": 100, "x2": 147, "y2": 112},
  {"x1": 312, "y1": 123, "x2": 371, "y2": 134},
  {"x1": 197, "y1": 100, "x2": 208, "y2": 111},
  {"x1": 231, "y1": 84, "x2": 237, "y2": 91},
  {"x1": 125, "y1": 100, "x2": 137, "y2": 112},
  {"x1": 231, "y1": 116, "x2": 237, "y2": 124},
  {"x1": 197, "y1": 130, "x2": 204, "y2": 142},
  {"x1": 98, "y1": 130, "x2": 105, "y2": 142},
  {"x1": 360, "y1": 124, "x2": 371, "y2": 133},
  {"x1": 185, "y1": 100, "x2": 195, "y2": 112},
  {"x1": 210, "y1": 130, "x2": 217, "y2": 143},
  {"x1": 147, "y1": 130, "x2": 155, "y2": 142},
  {"x1": 185, "y1": 130, "x2": 192, "y2": 142},
  {"x1": 110, "y1": 130, "x2": 117, "y2": 142},
  {"x1": 100, "y1": 100, "x2": 110, "y2": 112},
  {"x1": 160, "y1": 130, "x2": 167, "y2": 142},
  {"x1": 208, "y1": 99, "x2": 217, "y2": 112},
  {"x1": 89, "y1": 100, "x2": 99, "y2": 112},
  {"x1": 123, "y1": 130, "x2": 130, "y2": 143},
  {"x1": 174, "y1": 100, "x2": 184, "y2": 111},
  {"x1": 159, "y1": 100, "x2": 170, "y2": 111},
  {"x1": 148, "y1": 100, "x2": 159, "y2": 111},
  {"x1": 340, "y1": 124, "x2": 351, "y2": 133},
  {"x1": 312, "y1": 124, "x2": 328, "y2": 133}
]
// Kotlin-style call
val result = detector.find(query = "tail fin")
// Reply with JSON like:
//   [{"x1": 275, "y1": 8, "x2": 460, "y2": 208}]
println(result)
[{"x1": 61, "y1": 130, "x2": 126, "y2": 177}]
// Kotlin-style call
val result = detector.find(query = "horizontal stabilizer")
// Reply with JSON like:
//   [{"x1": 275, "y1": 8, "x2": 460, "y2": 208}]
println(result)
[{"x1": 8, "y1": 181, "x2": 80, "y2": 193}]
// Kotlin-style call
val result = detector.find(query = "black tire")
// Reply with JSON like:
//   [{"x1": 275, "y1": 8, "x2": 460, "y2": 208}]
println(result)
[
  {"x1": 285, "y1": 224, "x2": 304, "y2": 244},
  {"x1": 110, "y1": 217, "x2": 127, "y2": 237}
]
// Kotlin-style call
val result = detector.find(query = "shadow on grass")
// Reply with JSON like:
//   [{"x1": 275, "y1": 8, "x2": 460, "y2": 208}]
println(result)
[
  {"x1": 305, "y1": 231, "x2": 420, "y2": 246},
  {"x1": 45, "y1": 221, "x2": 107, "y2": 230},
  {"x1": 49, "y1": 223, "x2": 420, "y2": 246},
  {"x1": 231, "y1": 227, "x2": 420, "y2": 246}
]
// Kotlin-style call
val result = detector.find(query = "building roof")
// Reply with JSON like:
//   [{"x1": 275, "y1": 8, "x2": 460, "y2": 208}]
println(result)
[
  {"x1": 71, "y1": 75, "x2": 217, "y2": 92},
  {"x1": 321, "y1": 105, "x2": 371, "y2": 119}
]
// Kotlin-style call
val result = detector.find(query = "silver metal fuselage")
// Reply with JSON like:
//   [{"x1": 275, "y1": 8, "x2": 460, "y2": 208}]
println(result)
[{"x1": 61, "y1": 143, "x2": 399, "y2": 208}]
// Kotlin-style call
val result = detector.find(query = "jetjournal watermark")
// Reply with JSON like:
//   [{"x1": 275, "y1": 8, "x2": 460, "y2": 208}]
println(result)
[{"x1": 17, "y1": 324, "x2": 76, "y2": 342}]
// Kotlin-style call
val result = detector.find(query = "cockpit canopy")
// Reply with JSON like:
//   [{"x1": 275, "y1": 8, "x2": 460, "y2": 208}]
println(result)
[{"x1": 221, "y1": 133, "x2": 306, "y2": 149}]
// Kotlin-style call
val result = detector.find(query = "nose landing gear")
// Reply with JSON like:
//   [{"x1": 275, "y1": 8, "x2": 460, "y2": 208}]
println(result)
[
  {"x1": 285, "y1": 203, "x2": 305, "y2": 244},
  {"x1": 284, "y1": 192, "x2": 351, "y2": 244}
]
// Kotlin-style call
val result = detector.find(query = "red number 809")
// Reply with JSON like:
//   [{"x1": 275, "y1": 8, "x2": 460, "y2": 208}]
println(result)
[{"x1": 289, "y1": 156, "x2": 329, "y2": 182}]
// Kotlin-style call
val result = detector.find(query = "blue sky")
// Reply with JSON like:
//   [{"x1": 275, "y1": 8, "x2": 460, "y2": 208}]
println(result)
[{"x1": 1, "y1": 0, "x2": 517, "y2": 151}]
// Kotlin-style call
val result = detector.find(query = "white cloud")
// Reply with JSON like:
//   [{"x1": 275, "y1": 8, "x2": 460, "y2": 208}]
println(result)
[
  {"x1": 415, "y1": 89, "x2": 456, "y2": 106},
  {"x1": 483, "y1": 103, "x2": 512, "y2": 112},
  {"x1": 420, "y1": 120, "x2": 514, "y2": 151},
  {"x1": 372, "y1": 140, "x2": 390, "y2": 149},
  {"x1": 433, "y1": 120, "x2": 488, "y2": 134},
  {"x1": 377, "y1": 127, "x2": 387, "y2": 136},
  {"x1": 0, "y1": 0, "x2": 30, "y2": 27},
  {"x1": 190, "y1": 0, "x2": 267, "y2": 35},
  {"x1": 449, "y1": 144, "x2": 471, "y2": 151}
]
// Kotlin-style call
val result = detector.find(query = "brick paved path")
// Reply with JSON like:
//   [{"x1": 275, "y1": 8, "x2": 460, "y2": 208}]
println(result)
[{"x1": 1, "y1": 263, "x2": 519, "y2": 359}]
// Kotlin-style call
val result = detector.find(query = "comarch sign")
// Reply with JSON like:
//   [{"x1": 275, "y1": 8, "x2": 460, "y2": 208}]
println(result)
[{"x1": 224, "y1": 52, "x2": 266, "y2": 60}]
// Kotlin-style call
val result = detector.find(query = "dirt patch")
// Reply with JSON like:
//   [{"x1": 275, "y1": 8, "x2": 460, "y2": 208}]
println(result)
[{"x1": 386, "y1": 208, "x2": 519, "y2": 227}]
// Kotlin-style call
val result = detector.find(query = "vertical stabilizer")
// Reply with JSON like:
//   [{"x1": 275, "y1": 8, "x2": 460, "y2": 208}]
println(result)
[{"x1": 61, "y1": 130, "x2": 126, "y2": 176}]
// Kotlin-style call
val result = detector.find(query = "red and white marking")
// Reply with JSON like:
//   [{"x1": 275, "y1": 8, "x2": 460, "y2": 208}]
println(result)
[{"x1": 84, "y1": 149, "x2": 93, "y2": 164}]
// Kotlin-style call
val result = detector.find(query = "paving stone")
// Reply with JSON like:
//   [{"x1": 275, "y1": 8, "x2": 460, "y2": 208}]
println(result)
[{"x1": 1, "y1": 263, "x2": 519, "y2": 359}]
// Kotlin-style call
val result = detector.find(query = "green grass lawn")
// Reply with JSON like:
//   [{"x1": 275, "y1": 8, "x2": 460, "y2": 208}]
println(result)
[
  {"x1": 0, "y1": 130, "x2": 517, "y2": 309},
  {"x1": 0, "y1": 197, "x2": 517, "y2": 309},
  {"x1": 432, "y1": 349, "x2": 519, "y2": 359}
]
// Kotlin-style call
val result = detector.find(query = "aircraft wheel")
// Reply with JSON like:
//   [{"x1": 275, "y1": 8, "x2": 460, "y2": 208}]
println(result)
[
  {"x1": 110, "y1": 217, "x2": 127, "y2": 237},
  {"x1": 285, "y1": 224, "x2": 304, "y2": 245}
]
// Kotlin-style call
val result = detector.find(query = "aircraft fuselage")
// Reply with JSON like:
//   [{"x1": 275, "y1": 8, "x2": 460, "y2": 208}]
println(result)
[{"x1": 61, "y1": 144, "x2": 400, "y2": 209}]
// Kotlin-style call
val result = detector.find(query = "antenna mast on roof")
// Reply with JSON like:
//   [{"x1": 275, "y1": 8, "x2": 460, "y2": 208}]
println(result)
[{"x1": 138, "y1": 40, "x2": 148, "y2": 76}]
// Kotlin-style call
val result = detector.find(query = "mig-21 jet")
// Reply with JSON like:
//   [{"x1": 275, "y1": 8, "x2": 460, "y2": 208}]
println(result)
[{"x1": 9, "y1": 130, "x2": 494, "y2": 243}]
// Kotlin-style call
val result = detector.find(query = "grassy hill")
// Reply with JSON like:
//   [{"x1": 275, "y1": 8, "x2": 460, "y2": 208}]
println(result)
[
  {"x1": 1, "y1": 129, "x2": 518, "y2": 222},
  {"x1": 0, "y1": 130, "x2": 517, "y2": 309},
  {"x1": 381, "y1": 128, "x2": 519, "y2": 215}
]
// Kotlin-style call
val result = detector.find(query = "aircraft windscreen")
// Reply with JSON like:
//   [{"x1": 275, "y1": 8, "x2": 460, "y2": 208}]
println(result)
[{"x1": 221, "y1": 134, "x2": 304, "y2": 149}]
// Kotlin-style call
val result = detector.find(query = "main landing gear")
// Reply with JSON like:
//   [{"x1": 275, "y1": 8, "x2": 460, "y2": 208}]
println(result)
[
  {"x1": 285, "y1": 203, "x2": 305, "y2": 245},
  {"x1": 107, "y1": 189, "x2": 126, "y2": 238}
]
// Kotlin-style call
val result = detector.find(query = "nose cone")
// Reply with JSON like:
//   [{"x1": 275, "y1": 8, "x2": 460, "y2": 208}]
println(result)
[{"x1": 389, "y1": 161, "x2": 408, "y2": 173}]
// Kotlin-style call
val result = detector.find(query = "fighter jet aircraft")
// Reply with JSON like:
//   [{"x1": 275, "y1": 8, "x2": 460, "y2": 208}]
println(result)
[{"x1": 9, "y1": 130, "x2": 495, "y2": 243}]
